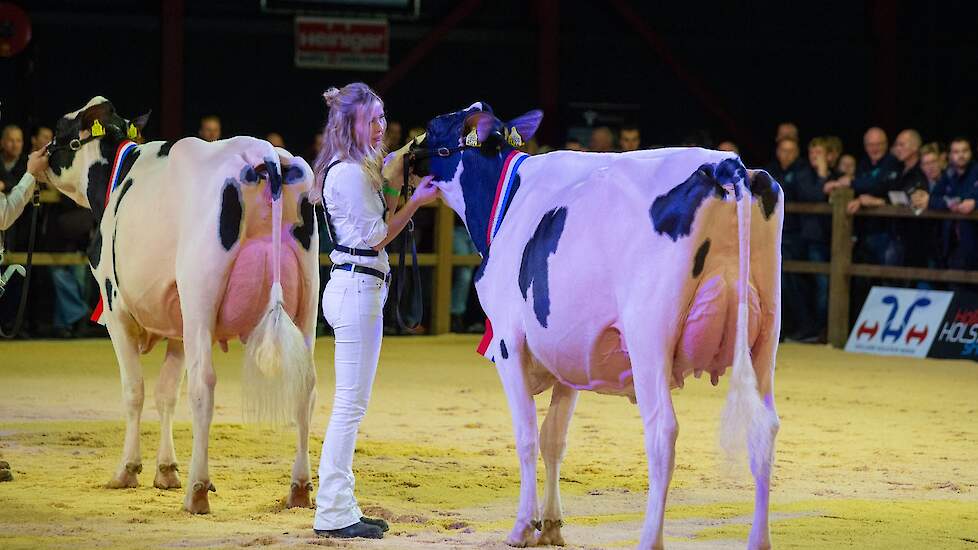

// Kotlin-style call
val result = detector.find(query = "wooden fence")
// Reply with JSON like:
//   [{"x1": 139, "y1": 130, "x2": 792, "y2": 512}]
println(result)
[{"x1": 7, "y1": 188, "x2": 978, "y2": 341}]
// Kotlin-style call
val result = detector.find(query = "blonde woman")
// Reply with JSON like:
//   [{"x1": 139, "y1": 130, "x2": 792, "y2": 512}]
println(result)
[{"x1": 312, "y1": 83, "x2": 437, "y2": 539}]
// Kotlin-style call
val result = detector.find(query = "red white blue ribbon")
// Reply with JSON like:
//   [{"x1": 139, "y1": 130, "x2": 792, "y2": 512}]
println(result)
[
  {"x1": 91, "y1": 139, "x2": 138, "y2": 325},
  {"x1": 485, "y1": 150, "x2": 529, "y2": 247}
]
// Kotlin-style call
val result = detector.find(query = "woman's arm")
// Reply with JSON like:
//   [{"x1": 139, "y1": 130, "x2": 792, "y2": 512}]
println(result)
[
  {"x1": 0, "y1": 172, "x2": 36, "y2": 231},
  {"x1": 371, "y1": 176, "x2": 438, "y2": 251}
]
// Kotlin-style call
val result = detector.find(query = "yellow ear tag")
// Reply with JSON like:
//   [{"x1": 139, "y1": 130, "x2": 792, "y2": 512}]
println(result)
[
  {"x1": 127, "y1": 123, "x2": 138, "y2": 140},
  {"x1": 464, "y1": 128, "x2": 480, "y2": 148},
  {"x1": 507, "y1": 127, "x2": 523, "y2": 148},
  {"x1": 91, "y1": 120, "x2": 105, "y2": 137}
]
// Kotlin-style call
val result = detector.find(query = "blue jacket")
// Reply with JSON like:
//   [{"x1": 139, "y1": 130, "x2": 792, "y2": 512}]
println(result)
[
  {"x1": 853, "y1": 153, "x2": 902, "y2": 197},
  {"x1": 928, "y1": 161, "x2": 978, "y2": 210},
  {"x1": 766, "y1": 157, "x2": 817, "y2": 237}
]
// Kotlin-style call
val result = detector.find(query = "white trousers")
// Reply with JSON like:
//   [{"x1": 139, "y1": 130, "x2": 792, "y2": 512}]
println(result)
[{"x1": 314, "y1": 269, "x2": 388, "y2": 530}]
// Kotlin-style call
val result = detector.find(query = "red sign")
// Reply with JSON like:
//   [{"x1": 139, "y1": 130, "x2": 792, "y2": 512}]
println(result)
[
  {"x1": 295, "y1": 16, "x2": 388, "y2": 71},
  {"x1": 0, "y1": 2, "x2": 32, "y2": 58}
]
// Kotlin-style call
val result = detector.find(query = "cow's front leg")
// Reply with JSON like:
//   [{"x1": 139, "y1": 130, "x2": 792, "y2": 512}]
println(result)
[
  {"x1": 105, "y1": 317, "x2": 146, "y2": 489},
  {"x1": 537, "y1": 382, "x2": 578, "y2": 546},
  {"x1": 154, "y1": 339, "x2": 184, "y2": 490},
  {"x1": 495, "y1": 336, "x2": 540, "y2": 547},
  {"x1": 181, "y1": 320, "x2": 218, "y2": 514},
  {"x1": 624, "y1": 325, "x2": 678, "y2": 550}
]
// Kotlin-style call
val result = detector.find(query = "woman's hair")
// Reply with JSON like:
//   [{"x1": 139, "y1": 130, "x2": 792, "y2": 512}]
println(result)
[{"x1": 314, "y1": 82, "x2": 386, "y2": 190}]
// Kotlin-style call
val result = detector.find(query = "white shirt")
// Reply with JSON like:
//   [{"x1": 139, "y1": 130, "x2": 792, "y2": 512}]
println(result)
[
  {"x1": 0, "y1": 172, "x2": 36, "y2": 231},
  {"x1": 322, "y1": 158, "x2": 390, "y2": 274}
]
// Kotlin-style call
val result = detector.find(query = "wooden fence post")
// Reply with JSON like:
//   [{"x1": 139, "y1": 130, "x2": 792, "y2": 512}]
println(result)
[
  {"x1": 828, "y1": 187, "x2": 854, "y2": 347},
  {"x1": 431, "y1": 200, "x2": 455, "y2": 335}
]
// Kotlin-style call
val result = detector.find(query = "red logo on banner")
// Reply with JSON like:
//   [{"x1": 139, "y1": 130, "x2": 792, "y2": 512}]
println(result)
[
  {"x1": 905, "y1": 325, "x2": 928, "y2": 345},
  {"x1": 295, "y1": 17, "x2": 389, "y2": 71},
  {"x1": 857, "y1": 321, "x2": 879, "y2": 340}
]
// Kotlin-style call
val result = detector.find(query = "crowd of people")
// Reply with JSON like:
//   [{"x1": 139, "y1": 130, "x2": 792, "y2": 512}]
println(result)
[{"x1": 2, "y1": 115, "x2": 976, "y2": 342}]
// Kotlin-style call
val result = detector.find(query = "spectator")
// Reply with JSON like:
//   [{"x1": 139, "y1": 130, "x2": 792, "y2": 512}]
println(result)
[
  {"x1": 564, "y1": 137, "x2": 584, "y2": 151},
  {"x1": 0, "y1": 125, "x2": 26, "y2": 188},
  {"x1": 588, "y1": 126, "x2": 614, "y2": 152},
  {"x1": 837, "y1": 153, "x2": 857, "y2": 179},
  {"x1": 406, "y1": 126, "x2": 425, "y2": 143},
  {"x1": 265, "y1": 132, "x2": 285, "y2": 148},
  {"x1": 823, "y1": 135, "x2": 843, "y2": 169},
  {"x1": 30, "y1": 126, "x2": 53, "y2": 153},
  {"x1": 305, "y1": 132, "x2": 324, "y2": 165},
  {"x1": 384, "y1": 120, "x2": 403, "y2": 150},
  {"x1": 913, "y1": 137, "x2": 978, "y2": 273},
  {"x1": 766, "y1": 137, "x2": 820, "y2": 341},
  {"x1": 717, "y1": 141, "x2": 739, "y2": 154},
  {"x1": 919, "y1": 143, "x2": 943, "y2": 191},
  {"x1": 198, "y1": 115, "x2": 222, "y2": 142},
  {"x1": 619, "y1": 125, "x2": 641, "y2": 152},
  {"x1": 775, "y1": 121, "x2": 799, "y2": 143}
]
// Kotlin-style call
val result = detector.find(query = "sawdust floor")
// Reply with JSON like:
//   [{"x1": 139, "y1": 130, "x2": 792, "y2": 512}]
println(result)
[{"x1": 1, "y1": 336, "x2": 976, "y2": 549}]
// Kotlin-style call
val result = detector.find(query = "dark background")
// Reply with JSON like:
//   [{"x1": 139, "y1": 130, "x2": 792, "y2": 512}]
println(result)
[{"x1": 4, "y1": 0, "x2": 978, "y2": 166}]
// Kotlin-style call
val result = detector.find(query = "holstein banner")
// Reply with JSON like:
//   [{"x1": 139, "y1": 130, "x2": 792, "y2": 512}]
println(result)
[
  {"x1": 845, "y1": 287, "x2": 953, "y2": 358},
  {"x1": 294, "y1": 16, "x2": 389, "y2": 71},
  {"x1": 927, "y1": 288, "x2": 978, "y2": 361}
]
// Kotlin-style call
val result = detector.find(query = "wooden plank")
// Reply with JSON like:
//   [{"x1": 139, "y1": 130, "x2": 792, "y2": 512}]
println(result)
[
  {"x1": 784, "y1": 202, "x2": 832, "y2": 215},
  {"x1": 852, "y1": 205, "x2": 978, "y2": 221},
  {"x1": 848, "y1": 264, "x2": 978, "y2": 284},
  {"x1": 783, "y1": 260, "x2": 830, "y2": 274},
  {"x1": 1, "y1": 252, "x2": 87, "y2": 265},
  {"x1": 828, "y1": 188, "x2": 854, "y2": 348}
]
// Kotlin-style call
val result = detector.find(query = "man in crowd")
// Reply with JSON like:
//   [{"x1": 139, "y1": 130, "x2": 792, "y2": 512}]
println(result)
[
  {"x1": 913, "y1": 137, "x2": 978, "y2": 273},
  {"x1": 198, "y1": 115, "x2": 222, "y2": 142},
  {"x1": 31, "y1": 126, "x2": 53, "y2": 153},
  {"x1": 619, "y1": 124, "x2": 641, "y2": 152},
  {"x1": 776, "y1": 121, "x2": 799, "y2": 143},
  {"x1": 588, "y1": 126, "x2": 614, "y2": 152}
]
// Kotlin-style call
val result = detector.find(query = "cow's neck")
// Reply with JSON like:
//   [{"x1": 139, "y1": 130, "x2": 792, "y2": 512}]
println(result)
[
  {"x1": 459, "y1": 149, "x2": 528, "y2": 256},
  {"x1": 85, "y1": 138, "x2": 134, "y2": 223}
]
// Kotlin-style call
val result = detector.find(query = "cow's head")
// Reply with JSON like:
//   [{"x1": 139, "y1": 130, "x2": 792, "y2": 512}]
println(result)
[
  {"x1": 45, "y1": 96, "x2": 149, "y2": 209},
  {"x1": 408, "y1": 102, "x2": 542, "y2": 252}
]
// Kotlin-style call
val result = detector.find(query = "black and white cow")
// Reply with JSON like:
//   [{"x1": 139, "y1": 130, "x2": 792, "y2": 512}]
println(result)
[
  {"x1": 43, "y1": 97, "x2": 320, "y2": 514},
  {"x1": 406, "y1": 103, "x2": 783, "y2": 549}
]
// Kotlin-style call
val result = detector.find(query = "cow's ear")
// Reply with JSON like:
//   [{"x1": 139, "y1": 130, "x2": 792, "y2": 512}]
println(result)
[
  {"x1": 79, "y1": 101, "x2": 115, "y2": 129},
  {"x1": 132, "y1": 110, "x2": 152, "y2": 130},
  {"x1": 506, "y1": 110, "x2": 543, "y2": 143}
]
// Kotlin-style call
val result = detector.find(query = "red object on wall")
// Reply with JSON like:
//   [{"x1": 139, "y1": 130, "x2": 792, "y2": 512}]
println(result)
[{"x1": 0, "y1": 2, "x2": 31, "y2": 57}]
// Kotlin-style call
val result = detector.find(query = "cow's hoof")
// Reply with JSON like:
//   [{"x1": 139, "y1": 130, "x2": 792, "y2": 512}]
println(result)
[
  {"x1": 182, "y1": 480, "x2": 215, "y2": 514},
  {"x1": 536, "y1": 519, "x2": 565, "y2": 546},
  {"x1": 506, "y1": 519, "x2": 538, "y2": 547},
  {"x1": 153, "y1": 463, "x2": 181, "y2": 490},
  {"x1": 286, "y1": 480, "x2": 314, "y2": 508},
  {"x1": 0, "y1": 460, "x2": 9, "y2": 470},
  {"x1": 106, "y1": 462, "x2": 142, "y2": 488},
  {"x1": 0, "y1": 469, "x2": 12, "y2": 482}
]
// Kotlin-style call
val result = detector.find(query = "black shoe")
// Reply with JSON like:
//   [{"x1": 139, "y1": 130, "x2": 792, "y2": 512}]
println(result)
[
  {"x1": 314, "y1": 521, "x2": 383, "y2": 539},
  {"x1": 360, "y1": 516, "x2": 389, "y2": 532}
]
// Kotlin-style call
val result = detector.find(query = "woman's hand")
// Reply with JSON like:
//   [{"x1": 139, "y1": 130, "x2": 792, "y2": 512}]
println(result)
[
  {"x1": 910, "y1": 189, "x2": 929, "y2": 210},
  {"x1": 27, "y1": 145, "x2": 50, "y2": 177},
  {"x1": 847, "y1": 198, "x2": 862, "y2": 215},
  {"x1": 409, "y1": 175, "x2": 439, "y2": 206}
]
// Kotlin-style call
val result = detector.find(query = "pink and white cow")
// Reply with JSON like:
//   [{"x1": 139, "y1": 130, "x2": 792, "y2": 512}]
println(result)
[
  {"x1": 43, "y1": 97, "x2": 320, "y2": 513},
  {"x1": 408, "y1": 103, "x2": 783, "y2": 549}
]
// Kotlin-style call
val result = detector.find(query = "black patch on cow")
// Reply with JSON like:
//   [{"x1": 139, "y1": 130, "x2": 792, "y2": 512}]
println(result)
[
  {"x1": 291, "y1": 194, "x2": 315, "y2": 250},
  {"x1": 649, "y1": 163, "x2": 728, "y2": 242},
  {"x1": 265, "y1": 158, "x2": 283, "y2": 200},
  {"x1": 111, "y1": 223, "x2": 121, "y2": 292},
  {"x1": 87, "y1": 231, "x2": 102, "y2": 269},
  {"x1": 749, "y1": 170, "x2": 780, "y2": 220},
  {"x1": 85, "y1": 160, "x2": 113, "y2": 222},
  {"x1": 283, "y1": 164, "x2": 305, "y2": 185},
  {"x1": 113, "y1": 179, "x2": 134, "y2": 216},
  {"x1": 240, "y1": 165, "x2": 259, "y2": 185},
  {"x1": 500, "y1": 339, "x2": 509, "y2": 359},
  {"x1": 692, "y1": 239, "x2": 711, "y2": 278},
  {"x1": 474, "y1": 249, "x2": 489, "y2": 284},
  {"x1": 157, "y1": 141, "x2": 174, "y2": 157},
  {"x1": 518, "y1": 207, "x2": 568, "y2": 328},
  {"x1": 219, "y1": 181, "x2": 243, "y2": 251},
  {"x1": 105, "y1": 279, "x2": 114, "y2": 312},
  {"x1": 715, "y1": 157, "x2": 747, "y2": 198}
]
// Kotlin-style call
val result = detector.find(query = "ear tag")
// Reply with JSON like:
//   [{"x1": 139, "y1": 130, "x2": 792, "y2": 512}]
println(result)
[
  {"x1": 91, "y1": 120, "x2": 105, "y2": 137},
  {"x1": 127, "y1": 123, "x2": 138, "y2": 140},
  {"x1": 507, "y1": 127, "x2": 523, "y2": 148},
  {"x1": 464, "y1": 128, "x2": 480, "y2": 148}
]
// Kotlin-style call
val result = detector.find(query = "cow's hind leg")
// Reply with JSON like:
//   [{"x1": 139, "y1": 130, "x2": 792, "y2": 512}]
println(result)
[
  {"x1": 154, "y1": 339, "x2": 184, "y2": 490},
  {"x1": 496, "y1": 336, "x2": 540, "y2": 547},
  {"x1": 624, "y1": 324, "x2": 678, "y2": 550},
  {"x1": 537, "y1": 382, "x2": 578, "y2": 546},
  {"x1": 287, "y1": 247, "x2": 318, "y2": 509},
  {"x1": 105, "y1": 318, "x2": 146, "y2": 489},
  {"x1": 747, "y1": 322, "x2": 780, "y2": 550}
]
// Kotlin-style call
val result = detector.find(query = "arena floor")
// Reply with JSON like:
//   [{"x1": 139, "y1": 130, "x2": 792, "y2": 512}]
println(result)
[{"x1": 1, "y1": 335, "x2": 976, "y2": 549}]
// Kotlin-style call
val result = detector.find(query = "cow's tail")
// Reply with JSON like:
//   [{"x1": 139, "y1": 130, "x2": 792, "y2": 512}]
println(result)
[
  {"x1": 719, "y1": 165, "x2": 771, "y2": 468},
  {"x1": 242, "y1": 154, "x2": 315, "y2": 425}
]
